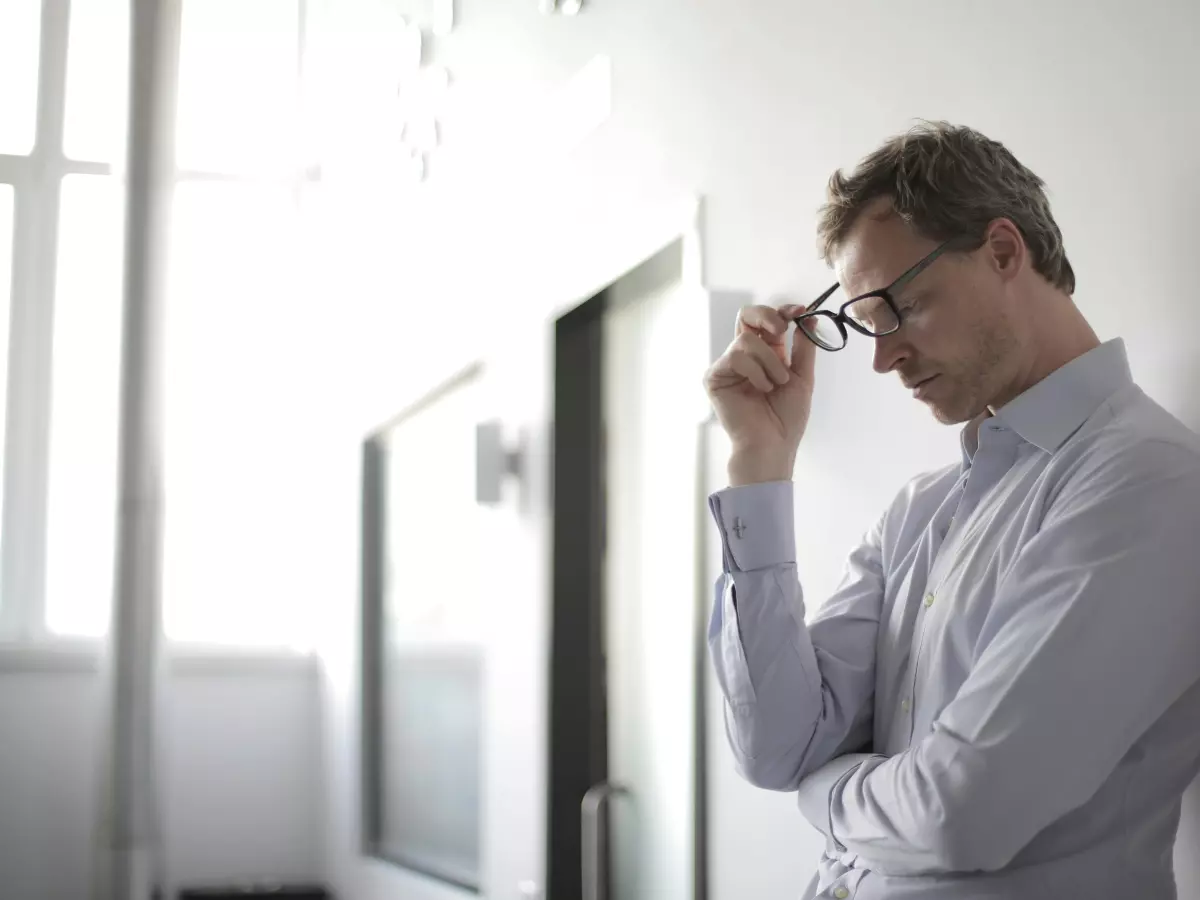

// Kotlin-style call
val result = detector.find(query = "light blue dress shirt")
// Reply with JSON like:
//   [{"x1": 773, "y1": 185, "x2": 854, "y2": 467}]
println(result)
[{"x1": 708, "y1": 339, "x2": 1200, "y2": 899}]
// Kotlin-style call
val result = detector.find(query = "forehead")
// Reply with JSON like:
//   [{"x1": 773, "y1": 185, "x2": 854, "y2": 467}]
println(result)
[{"x1": 832, "y1": 200, "x2": 939, "y2": 297}]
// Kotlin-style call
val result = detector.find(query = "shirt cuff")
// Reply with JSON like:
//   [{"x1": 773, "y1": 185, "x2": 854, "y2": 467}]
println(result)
[
  {"x1": 795, "y1": 753, "x2": 878, "y2": 846},
  {"x1": 709, "y1": 481, "x2": 796, "y2": 572}
]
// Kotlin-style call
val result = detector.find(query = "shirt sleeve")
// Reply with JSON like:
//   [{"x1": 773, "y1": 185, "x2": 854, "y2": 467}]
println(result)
[
  {"x1": 795, "y1": 439, "x2": 1200, "y2": 876},
  {"x1": 708, "y1": 481, "x2": 886, "y2": 790}
]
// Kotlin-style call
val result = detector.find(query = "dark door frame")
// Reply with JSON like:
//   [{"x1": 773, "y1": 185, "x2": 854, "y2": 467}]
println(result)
[
  {"x1": 546, "y1": 285, "x2": 710, "y2": 900},
  {"x1": 546, "y1": 290, "x2": 610, "y2": 900}
]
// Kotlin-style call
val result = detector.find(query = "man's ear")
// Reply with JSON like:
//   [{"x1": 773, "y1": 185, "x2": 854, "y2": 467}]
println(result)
[{"x1": 983, "y1": 218, "x2": 1026, "y2": 283}]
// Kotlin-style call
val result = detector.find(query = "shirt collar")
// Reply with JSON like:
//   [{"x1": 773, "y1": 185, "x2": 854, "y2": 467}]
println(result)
[{"x1": 959, "y1": 338, "x2": 1132, "y2": 465}]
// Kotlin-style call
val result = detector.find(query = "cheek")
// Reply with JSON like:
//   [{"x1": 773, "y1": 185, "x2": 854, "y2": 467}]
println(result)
[
  {"x1": 916, "y1": 293, "x2": 990, "y2": 348},
  {"x1": 900, "y1": 306, "x2": 957, "y2": 359}
]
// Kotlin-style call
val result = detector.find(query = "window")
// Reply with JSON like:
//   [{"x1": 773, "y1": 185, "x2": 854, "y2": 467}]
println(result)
[
  {"x1": 0, "y1": 0, "x2": 125, "y2": 643},
  {"x1": 63, "y1": 0, "x2": 131, "y2": 163},
  {"x1": 0, "y1": 2, "x2": 41, "y2": 156},
  {"x1": 43, "y1": 175, "x2": 124, "y2": 637},
  {"x1": 175, "y1": 0, "x2": 303, "y2": 176},
  {"x1": 161, "y1": 182, "x2": 313, "y2": 646},
  {"x1": 156, "y1": 0, "x2": 319, "y2": 648},
  {"x1": 1, "y1": 0, "x2": 323, "y2": 648}
]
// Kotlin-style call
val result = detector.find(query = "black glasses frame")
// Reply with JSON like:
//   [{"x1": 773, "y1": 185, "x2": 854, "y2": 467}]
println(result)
[{"x1": 794, "y1": 239, "x2": 960, "y2": 351}]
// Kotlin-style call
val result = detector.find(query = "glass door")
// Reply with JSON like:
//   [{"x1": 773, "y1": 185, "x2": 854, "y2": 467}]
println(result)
[{"x1": 595, "y1": 241, "x2": 708, "y2": 900}]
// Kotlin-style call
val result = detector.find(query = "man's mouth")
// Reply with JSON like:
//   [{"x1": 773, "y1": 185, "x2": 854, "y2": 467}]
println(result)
[{"x1": 910, "y1": 374, "x2": 940, "y2": 398}]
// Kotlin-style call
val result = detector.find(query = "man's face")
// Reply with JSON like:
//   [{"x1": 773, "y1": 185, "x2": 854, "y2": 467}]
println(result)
[{"x1": 832, "y1": 205, "x2": 1021, "y2": 425}]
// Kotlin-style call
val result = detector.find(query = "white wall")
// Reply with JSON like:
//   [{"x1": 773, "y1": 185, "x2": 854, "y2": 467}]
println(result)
[
  {"x1": 314, "y1": 1, "x2": 1200, "y2": 897},
  {"x1": 0, "y1": 660, "x2": 322, "y2": 898}
]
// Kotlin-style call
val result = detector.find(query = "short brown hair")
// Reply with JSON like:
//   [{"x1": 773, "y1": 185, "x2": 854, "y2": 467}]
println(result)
[{"x1": 817, "y1": 121, "x2": 1075, "y2": 294}]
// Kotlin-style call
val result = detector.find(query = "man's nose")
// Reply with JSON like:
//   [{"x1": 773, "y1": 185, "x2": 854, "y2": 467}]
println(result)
[{"x1": 872, "y1": 333, "x2": 908, "y2": 375}]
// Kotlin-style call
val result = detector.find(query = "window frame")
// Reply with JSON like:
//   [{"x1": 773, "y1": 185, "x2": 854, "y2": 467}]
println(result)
[
  {"x1": 0, "y1": 0, "x2": 319, "y2": 656},
  {"x1": 360, "y1": 361, "x2": 487, "y2": 891}
]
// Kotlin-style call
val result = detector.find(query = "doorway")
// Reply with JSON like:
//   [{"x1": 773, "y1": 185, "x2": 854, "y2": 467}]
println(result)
[{"x1": 547, "y1": 240, "x2": 709, "y2": 900}]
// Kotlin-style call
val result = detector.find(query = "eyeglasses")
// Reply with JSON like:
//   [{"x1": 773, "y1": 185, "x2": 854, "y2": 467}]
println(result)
[{"x1": 794, "y1": 239, "x2": 959, "y2": 351}]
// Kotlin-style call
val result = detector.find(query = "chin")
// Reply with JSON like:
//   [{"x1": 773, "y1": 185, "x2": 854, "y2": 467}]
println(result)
[
  {"x1": 929, "y1": 406, "x2": 968, "y2": 426},
  {"x1": 925, "y1": 395, "x2": 982, "y2": 426},
  {"x1": 912, "y1": 375, "x2": 986, "y2": 425}
]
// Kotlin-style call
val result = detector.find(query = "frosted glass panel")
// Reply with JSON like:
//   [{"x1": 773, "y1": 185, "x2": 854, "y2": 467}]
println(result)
[
  {"x1": 64, "y1": 0, "x2": 131, "y2": 162},
  {"x1": 380, "y1": 646, "x2": 482, "y2": 888},
  {"x1": 44, "y1": 176, "x2": 125, "y2": 637},
  {"x1": 0, "y1": 2, "x2": 41, "y2": 155},
  {"x1": 602, "y1": 242, "x2": 704, "y2": 900}
]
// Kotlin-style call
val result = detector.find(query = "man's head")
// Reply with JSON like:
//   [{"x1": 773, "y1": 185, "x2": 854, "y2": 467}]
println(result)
[{"x1": 816, "y1": 121, "x2": 1085, "y2": 425}]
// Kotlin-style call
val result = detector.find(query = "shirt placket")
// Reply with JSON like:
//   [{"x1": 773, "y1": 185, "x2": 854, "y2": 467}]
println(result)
[{"x1": 896, "y1": 423, "x2": 1018, "y2": 743}]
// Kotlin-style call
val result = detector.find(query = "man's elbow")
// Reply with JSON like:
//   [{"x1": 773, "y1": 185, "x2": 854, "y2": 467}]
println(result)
[
  {"x1": 734, "y1": 753, "x2": 810, "y2": 792},
  {"x1": 722, "y1": 704, "x2": 824, "y2": 791},
  {"x1": 926, "y1": 806, "x2": 1024, "y2": 874}
]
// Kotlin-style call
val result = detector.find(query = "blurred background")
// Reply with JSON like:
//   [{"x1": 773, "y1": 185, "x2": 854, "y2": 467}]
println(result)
[{"x1": 1, "y1": 1, "x2": 1198, "y2": 899}]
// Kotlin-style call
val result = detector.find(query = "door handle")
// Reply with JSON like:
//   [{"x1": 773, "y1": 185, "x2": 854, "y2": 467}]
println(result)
[{"x1": 581, "y1": 782, "x2": 628, "y2": 900}]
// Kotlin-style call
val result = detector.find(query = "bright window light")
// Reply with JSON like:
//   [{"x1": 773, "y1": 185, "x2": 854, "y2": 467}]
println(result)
[
  {"x1": 175, "y1": 0, "x2": 302, "y2": 176},
  {"x1": 13, "y1": 0, "x2": 320, "y2": 647},
  {"x1": 0, "y1": 2, "x2": 41, "y2": 156},
  {"x1": 64, "y1": 0, "x2": 131, "y2": 163},
  {"x1": 162, "y1": 182, "x2": 313, "y2": 647},
  {"x1": 44, "y1": 175, "x2": 125, "y2": 637}
]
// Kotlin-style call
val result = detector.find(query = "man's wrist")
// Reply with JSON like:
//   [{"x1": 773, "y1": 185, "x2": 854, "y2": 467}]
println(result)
[{"x1": 728, "y1": 449, "x2": 794, "y2": 486}]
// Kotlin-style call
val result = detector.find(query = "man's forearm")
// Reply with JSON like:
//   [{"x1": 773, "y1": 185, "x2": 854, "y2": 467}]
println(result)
[
  {"x1": 708, "y1": 482, "x2": 826, "y2": 790},
  {"x1": 708, "y1": 482, "x2": 885, "y2": 791}
]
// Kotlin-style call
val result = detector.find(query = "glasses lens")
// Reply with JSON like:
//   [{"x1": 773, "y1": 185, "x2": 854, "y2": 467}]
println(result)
[
  {"x1": 798, "y1": 313, "x2": 844, "y2": 350},
  {"x1": 845, "y1": 294, "x2": 900, "y2": 336}
]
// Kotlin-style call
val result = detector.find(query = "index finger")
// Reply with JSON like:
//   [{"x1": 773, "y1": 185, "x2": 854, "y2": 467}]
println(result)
[{"x1": 735, "y1": 305, "x2": 789, "y2": 341}]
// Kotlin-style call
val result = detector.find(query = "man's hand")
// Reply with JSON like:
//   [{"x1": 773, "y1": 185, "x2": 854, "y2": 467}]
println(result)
[{"x1": 704, "y1": 304, "x2": 816, "y2": 485}]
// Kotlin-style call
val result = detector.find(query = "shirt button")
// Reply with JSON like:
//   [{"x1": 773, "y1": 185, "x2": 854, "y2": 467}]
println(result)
[
  {"x1": 901, "y1": 698, "x2": 911, "y2": 713},
  {"x1": 924, "y1": 592, "x2": 935, "y2": 608},
  {"x1": 833, "y1": 888, "x2": 850, "y2": 899}
]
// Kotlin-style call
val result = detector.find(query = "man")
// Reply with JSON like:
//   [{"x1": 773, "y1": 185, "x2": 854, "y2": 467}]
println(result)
[{"x1": 703, "y1": 121, "x2": 1200, "y2": 900}]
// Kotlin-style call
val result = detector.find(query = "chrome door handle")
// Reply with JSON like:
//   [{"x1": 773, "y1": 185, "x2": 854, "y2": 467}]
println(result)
[{"x1": 581, "y1": 781, "x2": 628, "y2": 900}]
